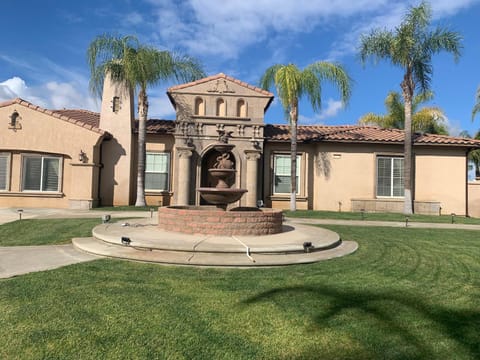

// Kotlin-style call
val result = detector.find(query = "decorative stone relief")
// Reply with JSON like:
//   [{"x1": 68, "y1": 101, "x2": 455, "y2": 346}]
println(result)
[{"x1": 207, "y1": 79, "x2": 235, "y2": 94}]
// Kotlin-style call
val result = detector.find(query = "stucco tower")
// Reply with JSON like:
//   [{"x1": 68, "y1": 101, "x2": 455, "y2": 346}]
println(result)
[{"x1": 98, "y1": 74, "x2": 135, "y2": 205}]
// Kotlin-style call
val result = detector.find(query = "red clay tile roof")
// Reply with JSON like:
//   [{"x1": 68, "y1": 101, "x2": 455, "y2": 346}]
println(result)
[
  {"x1": 51, "y1": 109, "x2": 100, "y2": 129},
  {"x1": 168, "y1": 73, "x2": 274, "y2": 97},
  {"x1": 143, "y1": 119, "x2": 175, "y2": 134},
  {"x1": 265, "y1": 124, "x2": 480, "y2": 148},
  {"x1": 0, "y1": 98, "x2": 105, "y2": 135}
]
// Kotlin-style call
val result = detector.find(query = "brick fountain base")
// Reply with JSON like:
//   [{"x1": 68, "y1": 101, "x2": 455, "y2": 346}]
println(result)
[{"x1": 158, "y1": 206, "x2": 283, "y2": 236}]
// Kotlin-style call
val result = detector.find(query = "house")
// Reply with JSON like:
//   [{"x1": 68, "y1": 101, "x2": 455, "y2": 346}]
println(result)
[{"x1": 1, "y1": 73, "x2": 479, "y2": 216}]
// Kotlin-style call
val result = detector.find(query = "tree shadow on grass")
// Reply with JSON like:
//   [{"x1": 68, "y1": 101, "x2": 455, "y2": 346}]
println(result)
[{"x1": 242, "y1": 285, "x2": 479, "y2": 359}]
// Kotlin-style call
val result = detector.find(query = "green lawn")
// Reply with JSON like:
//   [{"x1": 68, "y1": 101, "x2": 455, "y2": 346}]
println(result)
[
  {"x1": 285, "y1": 209, "x2": 480, "y2": 224},
  {"x1": 1, "y1": 222, "x2": 479, "y2": 359},
  {"x1": 0, "y1": 218, "x2": 103, "y2": 246}
]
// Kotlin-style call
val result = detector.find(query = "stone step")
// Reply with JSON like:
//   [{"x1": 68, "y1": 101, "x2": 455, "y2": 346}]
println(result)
[
  {"x1": 72, "y1": 237, "x2": 358, "y2": 267},
  {"x1": 92, "y1": 219, "x2": 342, "y2": 254}
]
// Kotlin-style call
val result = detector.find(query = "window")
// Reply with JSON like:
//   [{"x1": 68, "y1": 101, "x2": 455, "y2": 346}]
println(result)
[
  {"x1": 145, "y1": 152, "x2": 170, "y2": 191},
  {"x1": 273, "y1": 154, "x2": 301, "y2": 194},
  {"x1": 112, "y1": 96, "x2": 121, "y2": 113},
  {"x1": 0, "y1": 153, "x2": 10, "y2": 191},
  {"x1": 194, "y1": 97, "x2": 205, "y2": 115},
  {"x1": 376, "y1": 156, "x2": 404, "y2": 197},
  {"x1": 216, "y1": 98, "x2": 226, "y2": 116},
  {"x1": 22, "y1": 155, "x2": 61, "y2": 192}
]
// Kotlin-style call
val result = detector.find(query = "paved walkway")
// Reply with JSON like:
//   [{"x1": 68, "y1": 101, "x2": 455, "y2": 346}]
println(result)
[
  {"x1": 1, "y1": 207, "x2": 479, "y2": 279},
  {"x1": 287, "y1": 217, "x2": 480, "y2": 230}
]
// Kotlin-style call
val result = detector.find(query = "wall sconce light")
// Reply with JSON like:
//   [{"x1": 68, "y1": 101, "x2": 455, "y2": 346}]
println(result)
[
  {"x1": 9, "y1": 110, "x2": 19, "y2": 126},
  {"x1": 250, "y1": 137, "x2": 260, "y2": 149},
  {"x1": 9, "y1": 110, "x2": 21, "y2": 130},
  {"x1": 79, "y1": 150, "x2": 87, "y2": 163}
]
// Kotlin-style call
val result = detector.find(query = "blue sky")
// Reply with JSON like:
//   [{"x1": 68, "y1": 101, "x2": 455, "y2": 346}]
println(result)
[{"x1": 1, "y1": 0, "x2": 480, "y2": 135}]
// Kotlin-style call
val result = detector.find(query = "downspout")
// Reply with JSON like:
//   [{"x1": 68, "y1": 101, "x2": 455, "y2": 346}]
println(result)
[{"x1": 466, "y1": 148, "x2": 470, "y2": 217}]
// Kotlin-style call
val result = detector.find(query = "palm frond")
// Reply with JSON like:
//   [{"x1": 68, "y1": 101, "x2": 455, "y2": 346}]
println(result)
[
  {"x1": 358, "y1": 113, "x2": 390, "y2": 127},
  {"x1": 413, "y1": 107, "x2": 448, "y2": 134},
  {"x1": 306, "y1": 61, "x2": 352, "y2": 109},
  {"x1": 472, "y1": 86, "x2": 480, "y2": 121},
  {"x1": 359, "y1": 30, "x2": 394, "y2": 65}
]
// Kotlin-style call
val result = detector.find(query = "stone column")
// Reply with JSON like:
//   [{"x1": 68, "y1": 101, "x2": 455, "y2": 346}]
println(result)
[
  {"x1": 244, "y1": 150, "x2": 261, "y2": 207},
  {"x1": 176, "y1": 146, "x2": 194, "y2": 206}
]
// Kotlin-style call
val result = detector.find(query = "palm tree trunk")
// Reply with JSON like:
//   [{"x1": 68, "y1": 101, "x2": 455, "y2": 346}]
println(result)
[
  {"x1": 290, "y1": 103, "x2": 298, "y2": 212},
  {"x1": 401, "y1": 74, "x2": 414, "y2": 215},
  {"x1": 135, "y1": 87, "x2": 148, "y2": 207}
]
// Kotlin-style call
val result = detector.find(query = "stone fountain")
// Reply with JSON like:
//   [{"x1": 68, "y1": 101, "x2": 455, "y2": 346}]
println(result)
[
  {"x1": 197, "y1": 130, "x2": 247, "y2": 210},
  {"x1": 75, "y1": 132, "x2": 354, "y2": 265},
  {"x1": 157, "y1": 130, "x2": 283, "y2": 236}
]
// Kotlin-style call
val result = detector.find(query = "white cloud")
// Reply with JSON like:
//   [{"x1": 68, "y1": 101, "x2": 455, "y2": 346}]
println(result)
[
  {"x1": 144, "y1": 0, "x2": 480, "y2": 60},
  {"x1": 124, "y1": 11, "x2": 144, "y2": 25},
  {"x1": 147, "y1": 0, "x2": 388, "y2": 58},
  {"x1": 318, "y1": 99, "x2": 345, "y2": 120},
  {"x1": 297, "y1": 98, "x2": 344, "y2": 124},
  {"x1": 0, "y1": 76, "x2": 98, "y2": 111}
]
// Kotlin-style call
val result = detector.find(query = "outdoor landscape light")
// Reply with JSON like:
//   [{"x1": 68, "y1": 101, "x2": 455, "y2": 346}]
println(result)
[
  {"x1": 303, "y1": 242, "x2": 314, "y2": 253},
  {"x1": 405, "y1": 216, "x2": 409, "y2": 227},
  {"x1": 102, "y1": 214, "x2": 111, "y2": 223},
  {"x1": 121, "y1": 236, "x2": 131, "y2": 246},
  {"x1": 150, "y1": 208, "x2": 154, "y2": 218},
  {"x1": 17, "y1": 209, "x2": 23, "y2": 220},
  {"x1": 451, "y1": 213, "x2": 456, "y2": 224}
]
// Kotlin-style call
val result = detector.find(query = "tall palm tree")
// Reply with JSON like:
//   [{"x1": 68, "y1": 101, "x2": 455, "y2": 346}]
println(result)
[
  {"x1": 260, "y1": 62, "x2": 351, "y2": 211},
  {"x1": 87, "y1": 34, "x2": 205, "y2": 206},
  {"x1": 472, "y1": 86, "x2": 480, "y2": 121},
  {"x1": 359, "y1": 1, "x2": 462, "y2": 214},
  {"x1": 461, "y1": 130, "x2": 480, "y2": 178},
  {"x1": 359, "y1": 91, "x2": 449, "y2": 135}
]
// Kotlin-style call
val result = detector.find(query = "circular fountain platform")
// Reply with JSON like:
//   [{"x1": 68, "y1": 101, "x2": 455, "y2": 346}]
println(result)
[
  {"x1": 72, "y1": 217, "x2": 358, "y2": 267},
  {"x1": 158, "y1": 206, "x2": 283, "y2": 236}
]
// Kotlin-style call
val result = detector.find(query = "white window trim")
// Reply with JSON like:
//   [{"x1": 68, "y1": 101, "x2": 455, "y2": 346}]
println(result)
[
  {"x1": 376, "y1": 156, "x2": 404, "y2": 198},
  {"x1": 21, "y1": 154, "x2": 63, "y2": 193},
  {"x1": 272, "y1": 153, "x2": 302, "y2": 195},
  {"x1": 0, "y1": 153, "x2": 11, "y2": 191},
  {"x1": 145, "y1": 152, "x2": 171, "y2": 192}
]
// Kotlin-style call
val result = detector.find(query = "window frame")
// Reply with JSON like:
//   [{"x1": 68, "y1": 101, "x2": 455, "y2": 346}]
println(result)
[
  {"x1": 0, "y1": 153, "x2": 11, "y2": 191},
  {"x1": 376, "y1": 155, "x2": 405, "y2": 198},
  {"x1": 145, "y1": 152, "x2": 171, "y2": 192},
  {"x1": 272, "y1": 153, "x2": 301, "y2": 195},
  {"x1": 21, "y1": 154, "x2": 62, "y2": 193}
]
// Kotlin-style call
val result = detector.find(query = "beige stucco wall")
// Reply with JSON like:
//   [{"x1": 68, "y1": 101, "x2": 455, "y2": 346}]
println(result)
[
  {"x1": 468, "y1": 182, "x2": 480, "y2": 218},
  {"x1": 263, "y1": 141, "x2": 469, "y2": 215},
  {"x1": 415, "y1": 147, "x2": 467, "y2": 215},
  {"x1": 0, "y1": 103, "x2": 104, "y2": 208}
]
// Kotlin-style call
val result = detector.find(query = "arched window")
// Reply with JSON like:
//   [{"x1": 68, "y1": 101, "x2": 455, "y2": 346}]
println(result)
[
  {"x1": 236, "y1": 99, "x2": 246, "y2": 117},
  {"x1": 194, "y1": 97, "x2": 205, "y2": 116},
  {"x1": 216, "y1": 98, "x2": 226, "y2": 116}
]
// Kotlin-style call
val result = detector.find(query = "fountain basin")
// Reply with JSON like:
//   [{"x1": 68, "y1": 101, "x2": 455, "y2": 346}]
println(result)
[
  {"x1": 197, "y1": 187, "x2": 247, "y2": 207},
  {"x1": 158, "y1": 206, "x2": 283, "y2": 236}
]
